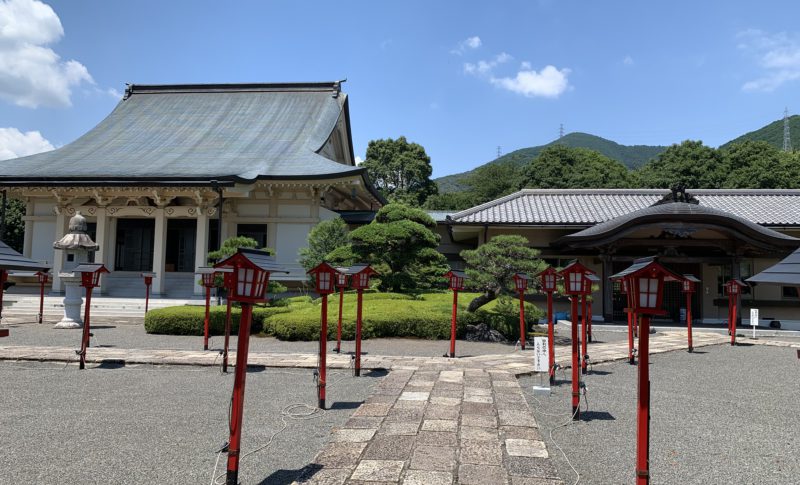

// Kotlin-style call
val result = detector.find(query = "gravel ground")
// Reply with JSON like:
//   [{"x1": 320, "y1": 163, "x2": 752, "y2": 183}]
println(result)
[
  {"x1": 519, "y1": 344, "x2": 800, "y2": 485},
  {"x1": 0, "y1": 362, "x2": 380, "y2": 484}
]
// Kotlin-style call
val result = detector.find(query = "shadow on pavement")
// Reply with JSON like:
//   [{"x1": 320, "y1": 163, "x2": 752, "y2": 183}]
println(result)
[
  {"x1": 581, "y1": 410, "x2": 615, "y2": 421},
  {"x1": 328, "y1": 401, "x2": 363, "y2": 410}
]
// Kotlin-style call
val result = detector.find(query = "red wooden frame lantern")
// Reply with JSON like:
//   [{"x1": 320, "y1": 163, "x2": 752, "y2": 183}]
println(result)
[
  {"x1": 73, "y1": 263, "x2": 109, "y2": 370},
  {"x1": 334, "y1": 268, "x2": 350, "y2": 354},
  {"x1": 141, "y1": 272, "x2": 156, "y2": 315},
  {"x1": 196, "y1": 266, "x2": 221, "y2": 351},
  {"x1": 580, "y1": 272, "x2": 600, "y2": 373},
  {"x1": 307, "y1": 262, "x2": 339, "y2": 410},
  {"x1": 35, "y1": 271, "x2": 50, "y2": 324},
  {"x1": 536, "y1": 266, "x2": 558, "y2": 385},
  {"x1": 558, "y1": 260, "x2": 594, "y2": 420},
  {"x1": 344, "y1": 264, "x2": 378, "y2": 377},
  {"x1": 610, "y1": 257, "x2": 682, "y2": 485},
  {"x1": 512, "y1": 273, "x2": 531, "y2": 350},
  {"x1": 444, "y1": 269, "x2": 468, "y2": 358},
  {"x1": 682, "y1": 275, "x2": 700, "y2": 352},
  {"x1": 725, "y1": 279, "x2": 747, "y2": 346},
  {"x1": 214, "y1": 248, "x2": 287, "y2": 485}
]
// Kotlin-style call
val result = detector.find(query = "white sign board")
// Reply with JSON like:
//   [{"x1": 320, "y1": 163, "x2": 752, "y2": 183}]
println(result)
[
  {"x1": 750, "y1": 308, "x2": 759, "y2": 326},
  {"x1": 533, "y1": 337, "x2": 549, "y2": 372}
]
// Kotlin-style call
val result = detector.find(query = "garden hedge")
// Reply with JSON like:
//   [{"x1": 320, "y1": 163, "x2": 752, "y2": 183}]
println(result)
[{"x1": 144, "y1": 305, "x2": 290, "y2": 336}]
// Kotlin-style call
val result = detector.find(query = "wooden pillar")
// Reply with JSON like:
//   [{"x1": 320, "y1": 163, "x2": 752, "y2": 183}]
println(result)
[
  {"x1": 22, "y1": 200, "x2": 33, "y2": 257},
  {"x1": 94, "y1": 208, "x2": 108, "y2": 294},
  {"x1": 152, "y1": 208, "x2": 167, "y2": 295},
  {"x1": 194, "y1": 212, "x2": 209, "y2": 296},
  {"x1": 601, "y1": 253, "x2": 613, "y2": 322},
  {"x1": 51, "y1": 211, "x2": 67, "y2": 293}
]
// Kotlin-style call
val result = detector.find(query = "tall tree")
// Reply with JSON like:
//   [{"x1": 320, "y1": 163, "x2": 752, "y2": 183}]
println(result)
[
  {"x1": 298, "y1": 217, "x2": 350, "y2": 271},
  {"x1": 637, "y1": 140, "x2": 726, "y2": 188},
  {"x1": 721, "y1": 141, "x2": 790, "y2": 189},
  {"x1": 520, "y1": 145, "x2": 634, "y2": 189},
  {"x1": 330, "y1": 203, "x2": 448, "y2": 292},
  {"x1": 361, "y1": 136, "x2": 438, "y2": 206},
  {"x1": 460, "y1": 235, "x2": 544, "y2": 311},
  {"x1": 463, "y1": 160, "x2": 523, "y2": 203}
]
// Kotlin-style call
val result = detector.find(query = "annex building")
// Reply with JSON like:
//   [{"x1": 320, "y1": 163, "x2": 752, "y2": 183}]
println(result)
[
  {"x1": 0, "y1": 82, "x2": 382, "y2": 297},
  {"x1": 441, "y1": 188, "x2": 800, "y2": 327}
]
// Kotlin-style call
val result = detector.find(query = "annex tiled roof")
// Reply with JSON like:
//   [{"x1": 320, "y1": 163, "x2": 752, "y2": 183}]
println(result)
[
  {"x1": 0, "y1": 82, "x2": 364, "y2": 185},
  {"x1": 449, "y1": 189, "x2": 800, "y2": 226}
]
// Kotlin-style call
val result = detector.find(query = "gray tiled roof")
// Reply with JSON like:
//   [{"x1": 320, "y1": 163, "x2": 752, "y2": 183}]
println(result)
[
  {"x1": 0, "y1": 83, "x2": 364, "y2": 184},
  {"x1": 449, "y1": 189, "x2": 800, "y2": 226},
  {"x1": 748, "y1": 248, "x2": 800, "y2": 285}
]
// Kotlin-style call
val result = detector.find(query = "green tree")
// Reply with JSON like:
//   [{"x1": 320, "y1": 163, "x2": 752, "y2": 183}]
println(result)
[
  {"x1": 460, "y1": 235, "x2": 544, "y2": 311},
  {"x1": 721, "y1": 141, "x2": 790, "y2": 189},
  {"x1": 298, "y1": 217, "x2": 350, "y2": 271},
  {"x1": 1, "y1": 198, "x2": 25, "y2": 253},
  {"x1": 463, "y1": 160, "x2": 523, "y2": 203},
  {"x1": 520, "y1": 145, "x2": 634, "y2": 189},
  {"x1": 335, "y1": 203, "x2": 449, "y2": 292},
  {"x1": 422, "y1": 191, "x2": 476, "y2": 211},
  {"x1": 361, "y1": 136, "x2": 438, "y2": 206},
  {"x1": 637, "y1": 140, "x2": 726, "y2": 188}
]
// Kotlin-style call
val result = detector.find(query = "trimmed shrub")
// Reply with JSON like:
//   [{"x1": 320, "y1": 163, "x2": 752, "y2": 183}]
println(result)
[{"x1": 144, "y1": 304, "x2": 290, "y2": 335}]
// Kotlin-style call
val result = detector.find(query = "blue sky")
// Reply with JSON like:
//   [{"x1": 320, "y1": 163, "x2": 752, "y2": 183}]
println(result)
[{"x1": 1, "y1": 0, "x2": 800, "y2": 178}]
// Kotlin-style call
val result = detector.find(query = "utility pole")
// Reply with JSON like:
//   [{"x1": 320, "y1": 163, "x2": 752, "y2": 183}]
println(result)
[
  {"x1": 559, "y1": 123, "x2": 565, "y2": 139},
  {"x1": 783, "y1": 108, "x2": 792, "y2": 152},
  {"x1": 496, "y1": 146, "x2": 502, "y2": 159}
]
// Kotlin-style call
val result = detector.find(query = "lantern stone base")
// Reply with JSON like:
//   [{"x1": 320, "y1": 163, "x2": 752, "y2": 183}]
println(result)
[{"x1": 54, "y1": 274, "x2": 83, "y2": 329}]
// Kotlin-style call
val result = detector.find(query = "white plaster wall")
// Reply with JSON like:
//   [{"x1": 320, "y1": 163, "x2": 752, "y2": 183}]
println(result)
[
  {"x1": 277, "y1": 204, "x2": 311, "y2": 218},
  {"x1": 31, "y1": 220, "x2": 55, "y2": 264},
  {"x1": 319, "y1": 207, "x2": 338, "y2": 221},
  {"x1": 274, "y1": 223, "x2": 311, "y2": 278},
  {"x1": 236, "y1": 202, "x2": 269, "y2": 218},
  {"x1": 32, "y1": 201, "x2": 55, "y2": 217}
]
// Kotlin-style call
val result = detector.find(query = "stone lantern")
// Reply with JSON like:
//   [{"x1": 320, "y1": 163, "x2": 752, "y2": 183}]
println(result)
[{"x1": 52, "y1": 211, "x2": 99, "y2": 328}]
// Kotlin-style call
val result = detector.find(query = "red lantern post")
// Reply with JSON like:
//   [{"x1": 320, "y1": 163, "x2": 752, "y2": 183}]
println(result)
[
  {"x1": 558, "y1": 260, "x2": 594, "y2": 420},
  {"x1": 214, "y1": 248, "x2": 287, "y2": 485},
  {"x1": 334, "y1": 269, "x2": 350, "y2": 354},
  {"x1": 344, "y1": 264, "x2": 378, "y2": 376},
  {"x1": 213, "y1": 268, "x2": 234, "y2": 373},
  {"x1": 580, "y1": 273, "x2": 599, "y2": 374},
  {"x1": 726, "y1": 279, "x2": 746, "y2": 346},
  {"x1": 141, "y1": 272, "x2": 156, "y2": 315},
  {"x1": 611, "y1": 257, "x2": 682, "y2": 485},
  {"x1": 537, "y1": 267, "x2": 558, "y2": 385},
  {"x1": 308, "y1": 262, "x2": 340, "y2": 406},
  {"x1": 35, "y1": 271, "x2": 49, "y2": 324},
  {"x1": 513, "y1": 273, "x2": 531, "y2": 350},
  {"x1": 74, "y1": 264, "x2": 110, "y2": 370},
  {"x1": 196, "y1": 267, "x2": 220, "y2": 351},
  {"x1": 444, "y1": 270, "x2": 467, "y2": 358},
  {"x1": 682, "y1": 275, "x2": 700, "y2": 352}
]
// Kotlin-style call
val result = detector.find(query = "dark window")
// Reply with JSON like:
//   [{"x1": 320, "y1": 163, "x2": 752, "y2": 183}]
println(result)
[
  {"x1": 782, "y1": 287, "x2": 799, "y2": 298},
  {"x1": 208, "y1": 219, "x2": 220, "y2": 252},
  {"x1": 237, "y1": 224, "x2": 267, "y2": 248},
  {"x1": 115, "y1": 219, "x2": 155, "y2": 272}
]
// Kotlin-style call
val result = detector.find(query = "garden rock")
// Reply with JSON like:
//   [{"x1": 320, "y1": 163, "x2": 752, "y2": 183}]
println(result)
[{"x1": 465, "y1": 323, "x2": 507, "y2": 343}]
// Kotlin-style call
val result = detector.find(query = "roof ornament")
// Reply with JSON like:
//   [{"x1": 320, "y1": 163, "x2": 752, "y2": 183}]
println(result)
[
  {"x1": 332, "y1": 78, "x2": 347, "y2": 98},
  {"x1": 652, "y1": 183, "x2": 699, "y2": 206},
  {"x1": 123, "y1": 83, "x2": 133, "y2": 100}
]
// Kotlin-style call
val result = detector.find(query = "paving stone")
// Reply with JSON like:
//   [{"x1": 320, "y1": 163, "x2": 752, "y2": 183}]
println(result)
[
  {"x1": 378, "y1": 420, "x2": 420, "y2": 436},
  {"x1": 460, "y1": 425, "x2": 499, "y2": 441},
  {"x1": 459, "y1": 439, "x2": 503, "y2": 465},
  {"x1": 352, "y1": 403, "x2": 392, "y2": 417},
  {"x1": 505, "y1": 456, "x2": 559, "y2": 479},
  {"x1": 366, "y1": 394, "x2": 399, "y2": 404},
  {"x1": 386, "y1": 406, "x2": 424, "y2": 422},
  {"x1": 510, "y1": 478, "x2": 564, "y2": 485},
  {"x1": 329, "y1": 428, "x2": 377, "y2": 443},
  {"x1": 430, "y1": 396, "x2": 460, "y2": 406},
  {"x1": 362, "y1": 435, "x2": 415, "y2": 461},
  {"x1": 463, "y1": 394, "x2": 494, "y2": 404},
  {"x1": 498, "y1": 410, "x2": 536, "y2": 427},
  {"x1": 424, "y1": 404, "x2": 460, "y2": 420},
  {"x1": 505, "y1": 439, "x2": 548, "y2": 458},
  {"x1": 496, "y1": 400, "x2": 532, "y2": 412},
  {"x1": 416, "y1": 431, "x2": 458, "y2": 447},
  {"x1": 293, "y1": 465, "x2": 351, "y2": 484},
  {"x1": 500, "y1": 426, "x2": 543, "y2": 441},
  {"x1": 464, "y1": 386, "x2": 492, "y2": 396},
  {"x1": 313, "y1": 442, "x2": 367, "y2": 467},
  {"x1": 462, "y1": 402, "x2": 495, "y2": 416},
  {"x1": 493, "y1": 380, "x2": 519, "y2": 388},
  {"x1": 393, "y1": 399, "x2": 427, "y2": 409},
  {"x1": 458, "y1": 464, "x2": 509, "y2": 485},
  {"x1": 402, "y1": 469, "x2": 453, "y2": 485},
  {"x1": 398, "y1": 391, "x2": 429, "y2": 401},
  {"x1": 350, "y1": 460, "x2": 405, "y2": 482},
  {"x1": 344, "y1": 416, "x2": 384, "y2": 429},
  {"x1": 461, "y1": 414, "x2": 497, "y2": 428},
  {"x1": 409, "y1": 444, "x2": 456, "y2": 472},
  {"x1": 421, "y1": 419, "x2": 458, "y2": 432}
]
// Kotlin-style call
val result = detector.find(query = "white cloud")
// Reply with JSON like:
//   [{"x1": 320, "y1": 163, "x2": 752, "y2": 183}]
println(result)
[
  {"x1": 354, "y1": 156, "x2": 363, "y2": 165},
  {"x1": 464, "y1": 52, "x2": 512, "y2": 75},
  {"x1": 623, "y1": 55, "x2": 634, "y2": 66},
  {"x1": 738, "y1": 29, "x2": 800, "y2": 92},
  {"x1": 490, "y1": 65, "x2": 571, "y2": 99},
  {"x1": 451, "y1": 36, "x2": 482, "y2": 55},
  {"x1": 0, "y1": 127, "x2": 53, "y2": 160},
  {"x1": 0, "y1": 0, "x2": 93, "y2": 108}
]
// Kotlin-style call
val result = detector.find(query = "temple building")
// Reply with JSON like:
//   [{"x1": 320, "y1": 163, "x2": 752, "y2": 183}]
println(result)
[
  {"x1": 443, "y1": 188, "x2": 800, "y2": 327},
  {"x1": 0, "y1": 82, "x2": 383, "y2": 297}
]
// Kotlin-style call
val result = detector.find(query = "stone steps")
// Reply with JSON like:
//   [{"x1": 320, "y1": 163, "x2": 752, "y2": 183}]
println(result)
[{"x1": 2, "y1": 296, "x2": 195, "y2": 317}]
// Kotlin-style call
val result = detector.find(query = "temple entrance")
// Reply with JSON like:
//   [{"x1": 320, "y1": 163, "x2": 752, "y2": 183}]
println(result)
[
  {"x1": 612, "y1": 262, "x2": 702, "y2": 323},
  {"x1": 115, "y1": 219, "x2": 154, "y2": 271},
  {"x1": 166, "y1": 219, "x2": 196, "y2": 272}
]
